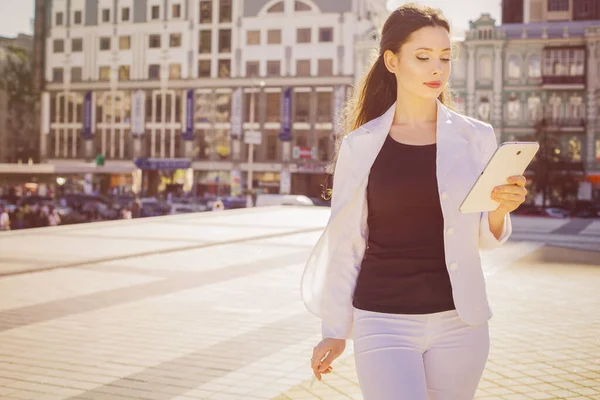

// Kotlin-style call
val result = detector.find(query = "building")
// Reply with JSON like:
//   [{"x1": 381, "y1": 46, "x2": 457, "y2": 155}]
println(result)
[
  {"x1": 32, "y1": 0, "x2": 383, "y2": 197},
  {"x1": 451, "y1": 0, "x2": 600, "y2": 203}
]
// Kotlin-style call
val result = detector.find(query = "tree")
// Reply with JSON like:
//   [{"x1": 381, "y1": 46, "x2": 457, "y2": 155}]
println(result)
[{"x1": 0, "y1": 45, "x2": 38, "y2": 163}]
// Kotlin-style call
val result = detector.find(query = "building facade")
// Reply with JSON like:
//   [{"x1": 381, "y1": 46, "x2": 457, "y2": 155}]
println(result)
[
  {"x1": 35, "y1": 0, "x2": 382, "y2": 197},
  {"x1": 451, "y1": 0, "x2": 600, "y2": 203}
]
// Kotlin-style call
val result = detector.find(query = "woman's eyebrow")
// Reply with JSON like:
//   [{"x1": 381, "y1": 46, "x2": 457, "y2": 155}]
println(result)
[{"x1": 414, "y1": 47, "x2": 452, "y2": 52}]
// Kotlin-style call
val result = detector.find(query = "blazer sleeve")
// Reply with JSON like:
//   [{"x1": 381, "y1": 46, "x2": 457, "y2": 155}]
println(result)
[
  {"x1": 479, "y1": 124, "x2": 512, "y2": 250},
  {"x1": 320, "y1": 137, "x2": 357, "y2": 340}
]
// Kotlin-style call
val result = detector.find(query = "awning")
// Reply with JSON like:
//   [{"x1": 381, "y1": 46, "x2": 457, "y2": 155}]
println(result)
[{"x1": 134, "y1": 158, "x2": 192, "y2": 171}]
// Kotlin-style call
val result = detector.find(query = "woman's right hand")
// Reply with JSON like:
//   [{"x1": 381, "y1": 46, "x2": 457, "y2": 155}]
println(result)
[{"x1": 311, "y1": 338, "x2": 346, "y2": 381}]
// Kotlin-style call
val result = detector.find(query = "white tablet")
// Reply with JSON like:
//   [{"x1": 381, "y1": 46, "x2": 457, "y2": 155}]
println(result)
[{"x1": 459, "y1": 141, "x2": 540, "y2": 213}]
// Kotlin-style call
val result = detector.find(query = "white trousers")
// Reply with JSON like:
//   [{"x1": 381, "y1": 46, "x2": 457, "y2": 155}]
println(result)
[{"x1": 352, "y1": 308, "x2": 490, "y2": 400}]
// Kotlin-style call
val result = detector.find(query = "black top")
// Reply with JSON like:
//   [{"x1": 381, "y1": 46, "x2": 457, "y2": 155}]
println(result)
[{"x1": 352, "y1": 134, "x2": 456, "y2": 315}]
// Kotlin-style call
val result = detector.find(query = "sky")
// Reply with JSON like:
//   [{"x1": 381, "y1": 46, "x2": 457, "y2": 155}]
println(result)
[{"x1": 0, "y1": 0, "x2": 502, "y2": 38}]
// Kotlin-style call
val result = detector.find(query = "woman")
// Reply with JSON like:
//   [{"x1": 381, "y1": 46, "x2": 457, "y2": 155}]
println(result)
[{"x1": 301, "y1": 4, "x2": 527, "y2": 399}]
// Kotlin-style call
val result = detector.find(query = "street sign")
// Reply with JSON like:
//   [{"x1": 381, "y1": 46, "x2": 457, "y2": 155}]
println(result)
[
  {"x1": 244, "y1": 130, "x2": 262, "y2": 145},
  {"x1": 182, "y1": 89, "x2": 194, "y2": 140},
  {"x1": 82, "y1": 91, "x2": 93, "y2": 139},
  {"x1": 293, "y1": 146, "x2": 317, "y2": 160},
  {"x1": 279, "y1": 87, "x2": 292, "y2": 142}
]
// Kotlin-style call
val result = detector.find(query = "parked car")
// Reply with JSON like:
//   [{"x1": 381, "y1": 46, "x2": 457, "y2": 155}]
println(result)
[{"x1": 255, "y1": 194, "x2": 316, "y2": 207}]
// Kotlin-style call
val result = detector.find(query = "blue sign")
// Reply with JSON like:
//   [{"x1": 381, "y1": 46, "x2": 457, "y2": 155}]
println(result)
[
  {"x1": 278, "y1": 87, "x2": 292, "y2": 142},
  {"x1": 134, "y1": 158, "x2": 191, "y2": 171},
  {"x1": 182, "y1": 89, "x2": 195, "y2": 141},
  {"x1": 82, "y1": 91, "x2": 93, "y2": 140}
]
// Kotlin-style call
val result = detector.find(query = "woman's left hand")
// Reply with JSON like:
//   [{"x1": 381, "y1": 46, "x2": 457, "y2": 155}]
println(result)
[{"x1": 491, "y1": 175, "x2": 528, "y2": 214}]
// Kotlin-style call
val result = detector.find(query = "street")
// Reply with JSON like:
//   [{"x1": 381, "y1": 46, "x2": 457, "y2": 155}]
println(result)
[{"x1": 0, "y1": 208, "x2": 599, "y2": 400}]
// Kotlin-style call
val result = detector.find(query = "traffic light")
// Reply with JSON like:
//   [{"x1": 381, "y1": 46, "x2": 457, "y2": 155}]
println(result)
[{"x1": 95, "y1": 154, "x2": 105, "y2": 166}]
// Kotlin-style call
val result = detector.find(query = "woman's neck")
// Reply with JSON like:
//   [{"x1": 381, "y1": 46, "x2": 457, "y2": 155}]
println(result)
[{"x1": 393, "y1": 90, "x2": 438, "y2": 127}]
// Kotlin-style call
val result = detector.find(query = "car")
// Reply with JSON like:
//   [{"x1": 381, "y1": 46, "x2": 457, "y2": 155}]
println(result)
[{"x1": 255, "y1": 194, "x2": 316, "y2": 207}]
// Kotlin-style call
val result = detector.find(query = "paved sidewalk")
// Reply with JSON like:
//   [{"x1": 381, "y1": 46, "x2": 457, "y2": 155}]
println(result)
[{"x1": 0, "y1": 208, "x2": 598, "y2": 400}]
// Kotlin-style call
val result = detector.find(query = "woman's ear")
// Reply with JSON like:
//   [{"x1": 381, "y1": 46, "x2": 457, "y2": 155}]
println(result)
[{"x1": 383, "y1": 50, "x2": 397, "y2": 74}]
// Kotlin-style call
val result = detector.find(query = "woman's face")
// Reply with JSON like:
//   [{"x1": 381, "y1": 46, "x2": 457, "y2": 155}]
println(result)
[{"x1": 384, "y1": 26, "x2": 452, "y2": 100}]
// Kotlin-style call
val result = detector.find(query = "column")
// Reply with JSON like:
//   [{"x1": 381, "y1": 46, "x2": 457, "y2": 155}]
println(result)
[
  {"x1": 492, "y1": 43, "x2": 504, "y2": 138},
  {"x1": 40, "y1": 92, "x2": 50, "y2": 161},
  {"x1": 466, "y1": 43, "x2": 476, "y2": 117},
  {"x1": 585, "y1": 41, "x2": 598, "y2": 169}
]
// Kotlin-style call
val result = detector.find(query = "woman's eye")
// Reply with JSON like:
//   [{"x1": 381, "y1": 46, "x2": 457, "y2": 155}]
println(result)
[
  {"x1": 417, "y1": 57, "x2": 429, "y2": 61},
  {"x1": 441, "y1": 58, "x2": 451, "y2": 62}
]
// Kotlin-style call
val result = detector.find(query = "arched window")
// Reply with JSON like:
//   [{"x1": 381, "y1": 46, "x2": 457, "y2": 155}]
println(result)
[
  {"x1": 528, "y1": 55, "x2": 541, "y2": 77},
  {"x1": 267, "y1": 1, "x2": 284, "y2": 13},
  {"x1": 508, "y1": 55, "x2": 521, "y2": 78},
  {"x1": 295, "y1": 1, "x2": 311, "y2": 11},
  {"x1": 478, "y1": 56, "x2": 492, "y2": 80}
]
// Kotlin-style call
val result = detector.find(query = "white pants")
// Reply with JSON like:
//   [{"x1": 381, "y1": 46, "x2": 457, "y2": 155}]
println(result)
[{"x1": 353, "y1": 308, "x2": 490, "y2": 400}]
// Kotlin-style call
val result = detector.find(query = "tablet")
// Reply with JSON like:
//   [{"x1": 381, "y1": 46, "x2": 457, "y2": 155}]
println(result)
[{"x1": 459, "y1": 141, "x2": 539, "y2": 213}]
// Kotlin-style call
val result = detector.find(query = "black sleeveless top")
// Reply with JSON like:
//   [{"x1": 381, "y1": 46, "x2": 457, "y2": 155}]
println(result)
[{"x1": 352, "y1": 134, "x2": 456, "y2": 315}]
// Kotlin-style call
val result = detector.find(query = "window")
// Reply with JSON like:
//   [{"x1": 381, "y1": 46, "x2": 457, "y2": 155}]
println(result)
[
  {"x1": 102, "y1": 9, "x2": 110, "y2": 23},
  {"x1": 267, "y1": 60, "x2": 281, "y2": 76},
  {"x1": 268, "y1": 2, "x2": 284, "y2": 12},
  {"x1": 199, "y1": 30, "x2": 211, "y2": 53},
  {"x1": 99, "y1": 66, "x2": 111, "y2": 81},
  {"x1": 53, "y1": 39, "x2": 64, "y2": 53},
  {"x1": 122, "y1": 7, "x2": 130, "y2": 21},
  {"x1": 170, "y1": 33, "x2": 182, "y2": 48},
  {"x1": 100, "y1": 37, "x2": 111, "y2": 51},
  {"x1": 119, "y1": 36, "x2": 131, "y2": 50},
  {"x1": 318, "y1": 59, "x2": 333, "y2": 76},
  {"x1": 297, "y1": 28, "x2": 311, "y2": 43},
  {"x1": 528, "y1": 55, "x2": 541, "y2": 77},
  {"x1": 56, "y1": 12, "x2": 64, "y2": 26},
  {"x1": 319, "y1": 27, "x2": 334, "y2": 42},
  {"x1": 198, "y1": 60, "x2": 211, "y2": 77},
  {"x1": 266, "y1": 92, "x2": 280, "y2": 122},
  {"x1": 172, "y1": 4, "x2": 181, "y2": 18},
  {"x1": 219, "y1": 0, "x2": 232, "y2": 23},
  {"x1": 71, "y1": 38, "x2": 83, "y2": 52},
  {"x1": 478, "y1": 56, "x2": 492, "y2": 80},
  {"x1": 548, "y1": 0, "x2": 569, "y2": 11},
  {"x1": 169, "y1": 64, "x2": 181, "y2": 79},
  {"x1": 246, "y1": 61, "x2": 259, "y2": 77},
  {"x1": 151, "y1": 5, "x2": 160, "y2": 20},
  {"x1": 218, "y1": 60, "x2": 231, "y2": 77},
  {"x1": 71, "y1": 67, "x2": 82, "y2": 82},
  {"x1": 53, "y1": 68, "x2": 63, "y2": 83},
  {"x1": 317, "y1": 92, "x2": 332, "y2": 122},
  {"x1": 247, "y1": 30, "x2": 260, "y2": 45},
  {"x1": 265, "y1": 132, "x2": 280, "y2": 161},
  {"x1": 295, "y1": 1, "x2": 311, "y2": 11},
  {"x1": 149, "y1": 34, "x2": 161, "y2": 48},
  {"x1": 119, "y1": 65, "x2": 130, "y2": 81},
  {"x1": 267, "y1": 29, "x2": 281, "y2": 44},
  {"x1": 199, "y1": 0, "x2": 212, "y2": 23},
  {"x1": 148, "y1": 64, "x2": 160, "y2": 80},
  {"x1": 296, "y1": 60, "x2": 311, "y2": 76},
  {"x1": 507, "y1": 55, "x2": 521, "y2": 78},
  {"x1": 219, "y1": 29, "x2": 232, "y2": 53},
  {"x1": 543, "y1": 48, "x2": 585, "y2": 76},
  {"x1": 295, "y1": 92, "x2": 310, "y2": 122},
  {"x1": 73, "y1": 11, "x2": 82, "y2": 24}
]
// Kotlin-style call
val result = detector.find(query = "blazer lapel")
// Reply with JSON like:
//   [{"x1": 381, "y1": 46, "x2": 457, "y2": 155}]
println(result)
[{"x1": 349, "y1": 99, "x2": 469, "y2": 187}]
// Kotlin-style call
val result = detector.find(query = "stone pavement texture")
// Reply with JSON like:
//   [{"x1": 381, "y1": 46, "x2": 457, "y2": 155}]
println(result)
[{"x1": 0, "y1": 207, "x2": 598, "y2": 400}]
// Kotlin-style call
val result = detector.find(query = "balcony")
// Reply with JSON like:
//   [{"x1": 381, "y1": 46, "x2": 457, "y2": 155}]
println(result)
[
  {"x1": 542, "y1": 75, "x2": 585, "y2": 85},
  {"x1": 541, "y1": 117, "x2": 586, "y2": 129}
]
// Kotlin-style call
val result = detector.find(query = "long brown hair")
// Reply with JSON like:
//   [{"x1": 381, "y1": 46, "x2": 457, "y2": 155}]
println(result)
[{"x1": 328, "y1": 3, "x2": 455, "y2": 176}]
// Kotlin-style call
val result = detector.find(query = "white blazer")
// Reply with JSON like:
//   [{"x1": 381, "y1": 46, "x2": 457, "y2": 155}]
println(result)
[{"x1": 300, "y1": 99, "x2": 512, "y2": 340}]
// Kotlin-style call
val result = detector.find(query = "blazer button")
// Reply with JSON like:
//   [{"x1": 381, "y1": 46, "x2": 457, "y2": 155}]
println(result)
[
  {"x1": 441, "y1": 192, "x2": 449, "y2": 200},
  {"x1": 450, "y1": 262, "x2": 458, "y2": 271},
  {"x1": 446, "y1": 228, "x2": 454, "y2": 236}
]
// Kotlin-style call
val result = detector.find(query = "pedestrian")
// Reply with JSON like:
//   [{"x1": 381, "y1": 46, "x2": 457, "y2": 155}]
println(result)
[
  {"x1": 301, "y1": 4, "x2": 528, "y2": 399},
  {"x1": 47, "y1": 206, "x2": 61, "y2": 226},
  {"x1": 122, "y1": 207, "x2": 132, "y2": 220},
  {"x1": 0, "y1": 207, "x2": 10, "y2": 231},
  {"x1": 130, "y1": 197, "x2": 141, "y2": 218}
]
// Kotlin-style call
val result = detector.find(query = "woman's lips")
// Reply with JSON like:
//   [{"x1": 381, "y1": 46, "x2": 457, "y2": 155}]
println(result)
[{"x1": 424, "y1": 82, "x2": 442, "y2": 89}]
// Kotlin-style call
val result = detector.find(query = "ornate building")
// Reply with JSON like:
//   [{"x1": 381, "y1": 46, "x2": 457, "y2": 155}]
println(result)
[{"x1": 451, "y1": 1, "x2": 600, "y2": 203}]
